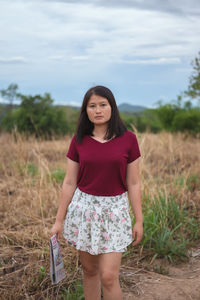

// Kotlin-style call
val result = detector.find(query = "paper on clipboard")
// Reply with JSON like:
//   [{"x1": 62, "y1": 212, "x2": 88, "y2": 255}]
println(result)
[{"x1": 50, "y1": 234, "x2": 66, "y2": 284}]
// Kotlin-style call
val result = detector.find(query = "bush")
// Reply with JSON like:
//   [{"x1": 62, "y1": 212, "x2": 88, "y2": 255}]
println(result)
[
  {"x1": 155, "y1": 104, "x2": 179, "y2": 131},
  {"x1": 1, "y1": 93, "x2": 69, "y2": 137},
  {"x1": 141, "y1": 191, "x2": 199, "y2": 262},
  {"x1": 172, "y1": 109, "x2": 200, "y2": 134}
]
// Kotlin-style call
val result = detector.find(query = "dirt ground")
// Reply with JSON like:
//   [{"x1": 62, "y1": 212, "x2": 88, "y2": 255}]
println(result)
[{"x1": 121, "y1": 245, "x2": 200, "y2": 300}]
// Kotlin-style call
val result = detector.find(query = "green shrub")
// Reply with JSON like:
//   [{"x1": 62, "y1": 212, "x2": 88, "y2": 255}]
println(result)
[
  {"x1": 172, "y1": 109, "x2": 200, "y2": 134},
  {"x1": 186, "y1": 173, "x2": 200, "y2": 191},
  {"x1": 155, "y1": 104, "x2": 178, "y2": 131},
  {"x1": 140, "y1": 191, "x2": 199, "y2": 262},
  {"x1": 51, "y1": 168, "x2": 65, "y2": 183},
  {"x1": 61, "y1": 281, "x2": 84, "y2": 300},
  {"x1": 27, "y1": 163, "x2": 38, "y2": 177},
  {"x1": 1, "y1": 93, "x2": 69, "y2": 137}
]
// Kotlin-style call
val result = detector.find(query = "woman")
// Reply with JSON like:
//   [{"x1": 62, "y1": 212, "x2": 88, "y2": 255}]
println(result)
[{"x1": 51, "y1": 86, "x2": 143, "y2": 300}]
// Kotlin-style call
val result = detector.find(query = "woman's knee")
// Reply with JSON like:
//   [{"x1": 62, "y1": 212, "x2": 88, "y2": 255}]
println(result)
[
  {"x1": 81, "y1": 263, "x2": 99, "y2": 277},
  {"x1": 100, "y1": 270, "x2": 119, "y2": 288}
]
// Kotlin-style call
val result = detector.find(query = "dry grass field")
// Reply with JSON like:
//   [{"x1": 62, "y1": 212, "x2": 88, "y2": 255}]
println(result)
[{"x1": 0, "y1": 131, "x2": 200, "y2": 300}]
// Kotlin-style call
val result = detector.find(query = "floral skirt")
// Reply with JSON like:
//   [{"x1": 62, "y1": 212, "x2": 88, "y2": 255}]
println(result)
[{"x1": 63, "y1": 187, "x2": 133, "y2": 255}]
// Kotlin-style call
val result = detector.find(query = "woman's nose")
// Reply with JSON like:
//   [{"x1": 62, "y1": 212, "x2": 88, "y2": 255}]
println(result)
[{"x1": 95, "y1": 106, "x2": 101, "y2": 113}]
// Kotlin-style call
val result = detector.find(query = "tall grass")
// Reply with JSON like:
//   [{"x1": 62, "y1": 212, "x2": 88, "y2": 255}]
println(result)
[
  {"x1": 0, "y1": 131, "x2": 199, "y2": 299},
  {"x1": 141, "y1": 191, "x2": 199, "y2": 263}
]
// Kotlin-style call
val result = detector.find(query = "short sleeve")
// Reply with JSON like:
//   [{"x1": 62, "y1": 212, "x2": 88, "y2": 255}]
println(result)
[
  {"x1": 66, "y1": 135, "x2": 79, "y2": 162},
  {"x1": 127, "y1": 132, "x2": 141, "y2": 163}
]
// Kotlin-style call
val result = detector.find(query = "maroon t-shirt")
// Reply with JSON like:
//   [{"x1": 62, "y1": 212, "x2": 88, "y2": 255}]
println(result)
[{"x1": 66, "y1": 130, "x2": 141, "y2": 196}]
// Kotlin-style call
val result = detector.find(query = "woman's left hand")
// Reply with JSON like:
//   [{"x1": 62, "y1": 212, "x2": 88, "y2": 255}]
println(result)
[{"x1": 132, "y1": 221, "x2": 143, "y2": 247}]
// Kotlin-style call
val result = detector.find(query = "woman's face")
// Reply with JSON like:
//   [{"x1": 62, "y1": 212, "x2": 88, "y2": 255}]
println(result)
[{"x1": 86, "y1": 94, "x2": 112, "y2": 125}]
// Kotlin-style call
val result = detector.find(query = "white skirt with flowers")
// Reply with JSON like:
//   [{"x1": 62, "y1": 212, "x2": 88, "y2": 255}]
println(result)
[{"x1": 63, "y1": 187, "x2": 133, "y2": 255}]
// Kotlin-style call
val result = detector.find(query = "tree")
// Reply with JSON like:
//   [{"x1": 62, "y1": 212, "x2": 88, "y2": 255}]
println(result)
[
  {"x1": 1, "y1": 92, "x2": 69, "y2": 137},
  {"x1": 185, "y1": 52, "x2": 200, "y2": 105},
  {"x1": 155, "y1": 104, "x2": 177, "y2": 131},
  {"x1": 0, "y1": 83, "x2": 19, "y2": 110},
  {"x1": 172, "y1": 109, "x2": 200, "y2": 134}
]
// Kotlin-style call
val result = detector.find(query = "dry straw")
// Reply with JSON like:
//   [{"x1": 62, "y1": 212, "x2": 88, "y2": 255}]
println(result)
[{"x1": 0, "y1": 131, "x2": 199, "y2": 299}]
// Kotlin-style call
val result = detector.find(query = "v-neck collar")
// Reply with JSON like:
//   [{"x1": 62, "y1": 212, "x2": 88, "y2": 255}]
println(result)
[{"x1": 88, "y1": 135, "x2": 117, "y2": 144}]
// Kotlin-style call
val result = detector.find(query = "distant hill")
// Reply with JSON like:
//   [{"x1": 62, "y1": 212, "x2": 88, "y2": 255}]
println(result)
[
  {"x1": 118, "y1": 103, "x2": 147, "y2": 113},
  {"x1": 0, "y1": 102, "x2": 147, "y2": 114}
]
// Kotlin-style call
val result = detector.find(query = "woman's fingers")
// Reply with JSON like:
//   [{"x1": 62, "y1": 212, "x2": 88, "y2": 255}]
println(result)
[
  {"x1": 132, "y1": 226, "x2": 143, "y2": 246},
  {"x1": 50, "y1": 223, "x2": 62, "y2": 240},
  {"x1": 132, "y1": 234, "x2": 142, "y2": 246}
]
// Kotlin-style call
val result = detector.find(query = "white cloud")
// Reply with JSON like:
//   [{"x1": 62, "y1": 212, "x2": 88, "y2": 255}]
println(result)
[
  {"x1": 55, "y1": 100, "x2": 81, "y2": 106},
  {"x1": 0, "y1": 57, "x2": 27, "y2": 64},
  {"x1": 71, "y1": 56, "x2": 89, "y2": 61},
  {"x1": 32, "y1": 0, "x2": 200, "y2": 16},
  {"x1": 0, "y1": 96, "x2": 6, "y2": 103},
  {"x1": 0, "y1": 1, "x2": 200, "y2": 66},
  {"x1": 48, "y1": 55, "x2": 65, "y2": 61},
  {"x1": 65, "y1": 101, "x2": 81, "y2": 107},
  {"x1": 0, "y1": 0, "x2": 200, "y2": 106},
  {"x1": 175, "y1": 67, "x2": 193, "y2": 73},
  {"x1": 118, "y1": 57, "x2": 181, "y2": 65}
]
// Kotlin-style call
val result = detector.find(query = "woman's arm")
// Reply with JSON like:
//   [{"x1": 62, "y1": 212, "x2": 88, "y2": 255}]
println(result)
[
  {"x1": 126, "y1": 158, "x2": 143, "y2": 246},
  {"x1": 51, "y1": 158, "x2": 79, "y2": 239}
]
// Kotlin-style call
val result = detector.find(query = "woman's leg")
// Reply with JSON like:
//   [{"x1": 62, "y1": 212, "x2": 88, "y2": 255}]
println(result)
[
  {"x1": 99, "y1": 252, "x2": 123, "y2": 300},
  {"x1": 79, "y1": 250, "x2": 101, "y2": 300}
]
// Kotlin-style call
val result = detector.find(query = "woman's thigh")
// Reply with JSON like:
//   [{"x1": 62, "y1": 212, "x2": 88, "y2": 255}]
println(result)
[
  {"x1": 79, "y1": 251, "x2": 122, "y2": 277},
  {"x1": 79, "y1": 250, "x2": 100, "y2": 276}
]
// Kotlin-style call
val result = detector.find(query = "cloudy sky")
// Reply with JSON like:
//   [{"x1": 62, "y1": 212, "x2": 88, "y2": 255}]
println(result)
[{"x1": 0, "y1": 0, "x2": 200, "y2": 107}]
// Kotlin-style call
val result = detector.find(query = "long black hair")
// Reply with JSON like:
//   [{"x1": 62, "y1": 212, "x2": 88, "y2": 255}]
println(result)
[{"x1": 76, "y1": 86, "x2": 127, "y2": 143}]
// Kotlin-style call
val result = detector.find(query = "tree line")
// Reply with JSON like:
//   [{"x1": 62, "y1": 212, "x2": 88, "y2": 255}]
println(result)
[
  {"x1": 121, "y1": 95, "x2": 200, "y2": 135},
  {"x1": 0, "y1": 52, "x2": 200, "y2": 138}
]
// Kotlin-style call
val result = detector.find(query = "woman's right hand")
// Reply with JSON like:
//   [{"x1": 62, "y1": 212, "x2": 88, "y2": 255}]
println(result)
[{"x1": 50, "y1": 221, "x2": 63, "y2": 240}]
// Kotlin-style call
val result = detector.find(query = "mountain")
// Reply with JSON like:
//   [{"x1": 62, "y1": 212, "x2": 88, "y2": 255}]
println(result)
[
  {"x1": 0, "y1": 101, "x2": 148, "y2": 114},
  {"x1": 118, "y1": 103, "x2": 147, "y2": 113}
]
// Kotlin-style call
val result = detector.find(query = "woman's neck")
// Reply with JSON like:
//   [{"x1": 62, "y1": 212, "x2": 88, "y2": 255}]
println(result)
[{"x1": 92, "y1": 125, "x2": 108, "y2": 138}]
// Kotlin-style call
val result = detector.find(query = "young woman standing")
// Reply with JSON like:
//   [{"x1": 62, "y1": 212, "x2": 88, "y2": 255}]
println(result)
[{"x1": 51, "y1": 86, "x2": 143, "y2": 300}]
